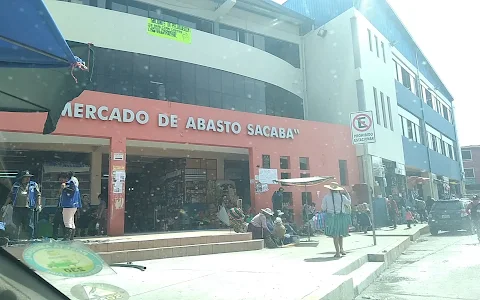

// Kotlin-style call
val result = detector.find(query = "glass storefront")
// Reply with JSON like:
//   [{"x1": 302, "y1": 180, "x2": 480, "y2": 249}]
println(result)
[{"x1": 83, "y1": 44, "x2": 304, "y2": 119}]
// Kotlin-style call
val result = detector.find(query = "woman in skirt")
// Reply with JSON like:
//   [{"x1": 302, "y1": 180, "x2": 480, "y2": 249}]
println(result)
[{"x1": 321, "y1": 182, "x2": 351, "y2": 258}]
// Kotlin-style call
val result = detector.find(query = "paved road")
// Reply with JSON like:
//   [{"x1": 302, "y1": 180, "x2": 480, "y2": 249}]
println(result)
[{"x1": 356, "y1": 232, "x2": 480, "y2": 300}]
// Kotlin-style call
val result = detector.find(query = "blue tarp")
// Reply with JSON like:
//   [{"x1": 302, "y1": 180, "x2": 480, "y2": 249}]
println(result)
[{"x1": 0, "y1": 0, "x2": 77, "y2": 68}]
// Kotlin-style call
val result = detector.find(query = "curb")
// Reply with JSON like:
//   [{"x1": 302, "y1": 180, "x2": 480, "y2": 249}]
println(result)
[{"x1": 306, "y1": 225, "x2": 429, "y2": 300}]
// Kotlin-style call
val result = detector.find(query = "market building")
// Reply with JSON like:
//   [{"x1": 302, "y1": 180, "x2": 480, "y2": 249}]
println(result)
[
  {"x1": 0, "y1": 0, "x2": 359, "y2": 236},
  {"x1": 284, "y1": 0, "x2": 463, "y2": 200}
]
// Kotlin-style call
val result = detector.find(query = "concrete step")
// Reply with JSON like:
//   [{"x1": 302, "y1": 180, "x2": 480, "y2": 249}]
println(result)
[
  {"x1": 351, "y1": 261, "x2": 386, "y2": 296},
  {"x1": 99, "y1": 239, "x2": 264, "y2": 263},
  {"x1": 87, "y1": 232, "x2": 252, "y2": 253}
]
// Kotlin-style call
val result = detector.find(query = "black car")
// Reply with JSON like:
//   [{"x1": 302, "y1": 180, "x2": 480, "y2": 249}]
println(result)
[{"x1": 428, "y1": 200, "x2": 473, "y2": 235}]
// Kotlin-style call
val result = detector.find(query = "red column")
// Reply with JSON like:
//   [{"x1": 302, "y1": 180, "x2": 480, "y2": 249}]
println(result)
[
  {"x1": 107, "y1": 136, "x2": 126, "y2": 236},
  {"x1": 248, "y1": 147, "x2": 257, "y2": 213}
]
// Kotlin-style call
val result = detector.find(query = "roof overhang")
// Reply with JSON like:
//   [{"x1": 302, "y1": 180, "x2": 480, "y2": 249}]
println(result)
[{"x1": 213, "y1": 0, "x2": 314, "y2": 27}]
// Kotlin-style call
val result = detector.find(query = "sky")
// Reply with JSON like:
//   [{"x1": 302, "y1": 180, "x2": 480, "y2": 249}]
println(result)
[{"x1": 274, "y1": 0, "x2": 479, "y2": 146}]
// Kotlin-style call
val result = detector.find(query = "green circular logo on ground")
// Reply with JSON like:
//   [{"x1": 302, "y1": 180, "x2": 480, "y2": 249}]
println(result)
[
  {"x1": 23, "y1": 243, "x2": 104, "y2": 278},
  {"x1": 70, "y1": 283, "x2": 130, "y2": 300}
]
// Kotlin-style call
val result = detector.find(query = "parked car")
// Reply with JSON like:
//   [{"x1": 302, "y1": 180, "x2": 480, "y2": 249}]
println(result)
[{"x1": 428, "y1": 200, "x2": 473, "y2": 235}]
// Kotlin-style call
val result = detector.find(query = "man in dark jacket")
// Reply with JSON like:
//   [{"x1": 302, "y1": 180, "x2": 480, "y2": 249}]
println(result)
[
  {"x1": 272, "y1": 188, "x2": 284, "y2": 216},
  {"x1": 2, "y1": 171, "x2": 41, "y2": 240}
]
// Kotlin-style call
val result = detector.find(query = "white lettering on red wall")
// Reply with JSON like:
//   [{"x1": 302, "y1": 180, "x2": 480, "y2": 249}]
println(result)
[{"x1": 61, "y1": 103, "x2": 300, "y2": 140}]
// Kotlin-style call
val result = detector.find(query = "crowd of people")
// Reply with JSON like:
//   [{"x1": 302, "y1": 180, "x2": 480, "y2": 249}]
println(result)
[{"x1": 0, "y1": 170, "x2": 107, "y2": 245}]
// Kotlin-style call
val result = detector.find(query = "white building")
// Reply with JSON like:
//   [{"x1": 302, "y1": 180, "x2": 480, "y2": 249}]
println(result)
[{"x1": 285, "y1": 0, "x2": 463, "y2": 199}]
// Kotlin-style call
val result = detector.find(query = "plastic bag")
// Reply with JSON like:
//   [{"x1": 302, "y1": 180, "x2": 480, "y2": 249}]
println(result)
[{"x1": 217, "y1": 205, "x2": 230, "y2": 226}]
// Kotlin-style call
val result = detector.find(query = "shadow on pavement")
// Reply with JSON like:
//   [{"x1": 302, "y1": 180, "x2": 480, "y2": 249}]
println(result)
[{"x1": 304, "y1": 256, "x2": 340, "y2": 262}]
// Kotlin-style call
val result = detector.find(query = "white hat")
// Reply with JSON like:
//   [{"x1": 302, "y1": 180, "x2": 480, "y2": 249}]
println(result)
[
  {"x1": 261, "y1": 208, "x2": 274, "y2": 216},
  {"x1": 324, "y1": 181, "x2": 344, "y2": 191}
]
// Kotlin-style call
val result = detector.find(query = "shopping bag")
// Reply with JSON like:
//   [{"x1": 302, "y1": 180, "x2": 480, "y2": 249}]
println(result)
[{"x1": 217, "y1": 205, "x2": 230, "y2": 226}]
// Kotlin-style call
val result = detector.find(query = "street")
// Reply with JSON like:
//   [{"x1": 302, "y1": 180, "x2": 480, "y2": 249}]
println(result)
[{"x1": 357, "y1": 232, "x2": 480, "y2": 300}]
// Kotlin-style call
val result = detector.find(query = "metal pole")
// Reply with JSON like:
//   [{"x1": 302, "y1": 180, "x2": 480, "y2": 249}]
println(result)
[
  {"x1": 306, "y1": 184, "x2": 311, "y2": 242},
  {"x1": 363, "y1": 143, "x2": 377, "y2": 245}
]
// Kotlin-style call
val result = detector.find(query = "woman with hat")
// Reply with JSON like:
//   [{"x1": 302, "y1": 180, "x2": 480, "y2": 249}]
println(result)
[
  {"x1": 247, "y1": 208, "x2": 274, "y2": 239},
  {"x1": 2, "y1": 170, "x2": 41, "y2": 240},
  {"x1": 322, "y1": 182, "x2": 351, "y2": 258}
]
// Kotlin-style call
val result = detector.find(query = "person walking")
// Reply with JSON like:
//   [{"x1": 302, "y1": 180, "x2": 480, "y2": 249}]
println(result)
[
  {"x1": 52, "y1": 173, "x2": 68, "y2": 240},
  {"x1": 415, "y1": 198, "x2": 427, "y2": 223},
  {"x1": 2, "y1": 171, "x2": 41, "y2": 240},
  {"x1": 59, "y1": 174, "x2": 82, "y2": 241},
  {"x1": 321, "y1": 182, "x2": 351, "y2": 258},
  {"x1": 387, "y1": 196, "x2": 399, "y2": 229}
]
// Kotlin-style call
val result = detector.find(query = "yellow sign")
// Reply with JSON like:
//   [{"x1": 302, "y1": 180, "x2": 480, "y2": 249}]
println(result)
[{"x1": 147, "y1": 18, "x2": 192, "y2": 44}]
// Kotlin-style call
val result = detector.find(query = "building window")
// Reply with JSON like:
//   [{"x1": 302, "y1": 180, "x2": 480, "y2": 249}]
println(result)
[
  {"x1": 430, "y1": 134, "x2": 438, "y2": 152},
  {"x1": 413, "y1": 123, "x2": 418, "y2": 142},
  {"x1": 425, "y1": 89, "x2": 433, "y2": 108},
  {"x1": 373, "y1": 87, "x2": 381, "y2": 125},
  {"x1": 465, "y1": 168, "x2": 475, "y2": 178},
  {"x1": 387, "y1": 96, "x2": 393, "y2": 130},
  {"x1": 262, "y1": 155, "x2": 270, "y2": 168},
  {"x1": 448, "y1": 144, "x2": 454, "y2": 159},
  {"x1": 407, "y1": 120, "x2": 414, "y2": 139},
  {"x1": 380, "y1": 92, "x2": 387, "y2": 128},
  {"x1": 442, "y1": 104, "x2": 449, "y2": 120},
  {"x1": 401, "y1": 67, "x2": 412, "y2": 91},
  {"x1": 435, "y1": 98, "x2": 441, "y2": 113},
  {"x1": 339, "y1": 160, "x2": 348, "y2": 185},
  {"x1": 300, "y1": 173, "x2": 310, "y2": 178},
  {"x1": 394, "y1": 60, "x2": 400, "y2": 81},
  {"x1": 400, "y1": 115, "x2": 405, "y2": 136},
  {"x1": 381, "y1": 42, "x2": 386, "y2": 63},
  {"x1": 462, "y1": 149, "x2": 472, "y2": 160},
  {"x1": 280, "y1": 156, "x2": 290, "y2": 169},
  {"x1": 219, "y1": 24, "x2": 239, "y2": 41},
  {"x1": 299, "y1": 157, "x2": 309, "y2": 170},
  {"x1": 440, "y1": 140, "x2": 446, "y2": 156},
  {"x1": 88, "y1": 45, "x2": 304, "y2": 119},
  {"x1": 374, "y1": 35, "x2": 379, "y2": 57},
  {"x1": 280, "y1": 172, "x2": 291, "y2": 186},
  {"x1": 302, "y1": 192, "x2": 312, "y2": 205},
  {"x1": 368, "y1": 29, "x2": 373, "y2": 51}
]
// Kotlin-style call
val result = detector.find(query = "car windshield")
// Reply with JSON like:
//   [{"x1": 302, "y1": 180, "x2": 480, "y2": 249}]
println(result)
[
  {"x1": 0, "y1": 0, "x2": 476, "y2": 300},
  {"x1": 432, "y1": 201, "x2": 464, "y2": 210}
]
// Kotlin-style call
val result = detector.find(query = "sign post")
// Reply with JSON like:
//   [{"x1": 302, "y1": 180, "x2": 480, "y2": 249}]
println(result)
[{"x1": 350, "y1": 111, "x2": 377, "y2": 245}]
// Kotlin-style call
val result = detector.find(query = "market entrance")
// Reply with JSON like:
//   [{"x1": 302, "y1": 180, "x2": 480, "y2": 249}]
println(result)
[{"x1": 122, "y1": 143, "x2": 250, "y2": 234}]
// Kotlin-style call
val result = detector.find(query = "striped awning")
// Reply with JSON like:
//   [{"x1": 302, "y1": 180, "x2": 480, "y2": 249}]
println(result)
[{"x1": 274, "y1": 176, "x2": 334, "y2": 187}]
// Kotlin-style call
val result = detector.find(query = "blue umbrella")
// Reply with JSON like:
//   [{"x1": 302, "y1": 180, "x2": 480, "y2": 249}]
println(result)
[{"x1": 0, "y1": 0, "x2": 91, "y2": 134}]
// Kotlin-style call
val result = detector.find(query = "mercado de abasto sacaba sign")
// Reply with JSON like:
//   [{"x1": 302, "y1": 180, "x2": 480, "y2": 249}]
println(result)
[{"x1": 62, "y1": 103, "x2": 300, "y2": 140}]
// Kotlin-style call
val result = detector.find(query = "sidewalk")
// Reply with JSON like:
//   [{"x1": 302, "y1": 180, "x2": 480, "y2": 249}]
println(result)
[{"x1": 51, "y1": 224, "x2": 429, "y2": 300}]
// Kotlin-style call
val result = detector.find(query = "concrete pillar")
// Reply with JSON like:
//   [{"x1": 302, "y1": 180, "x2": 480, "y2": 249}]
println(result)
[
  {"x1": 216, "y1": 157, "x2": 225, "y2": 180},
  {"x1": 90, "y1": 149, "x2": 102, "y2": 205},
  {"x1": 107, "y1": 136, "x2": 126, "y2": 236}
]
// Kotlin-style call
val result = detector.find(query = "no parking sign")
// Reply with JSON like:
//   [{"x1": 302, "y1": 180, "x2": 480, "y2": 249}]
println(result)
[{"x1": 350, "y1": 111, "x2": 376, "y2": 145}]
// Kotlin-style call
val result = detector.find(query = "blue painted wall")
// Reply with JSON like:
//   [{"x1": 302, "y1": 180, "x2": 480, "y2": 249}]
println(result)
[
  {"x1": 402, "y1": 136, "x2": 430, "y2": 171},
  {"x1": 428, "y1": 149, "x2": 461, "y2": 180},
  {"x1": 395, "y1": 81, "x2": 422, "y2": 119},
  {"x1": 282, "y1": 0, "x2": 453, "y2": 101},
  {"x1": 423, "y1": 105, "x2": 456, "y2": 140}
]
